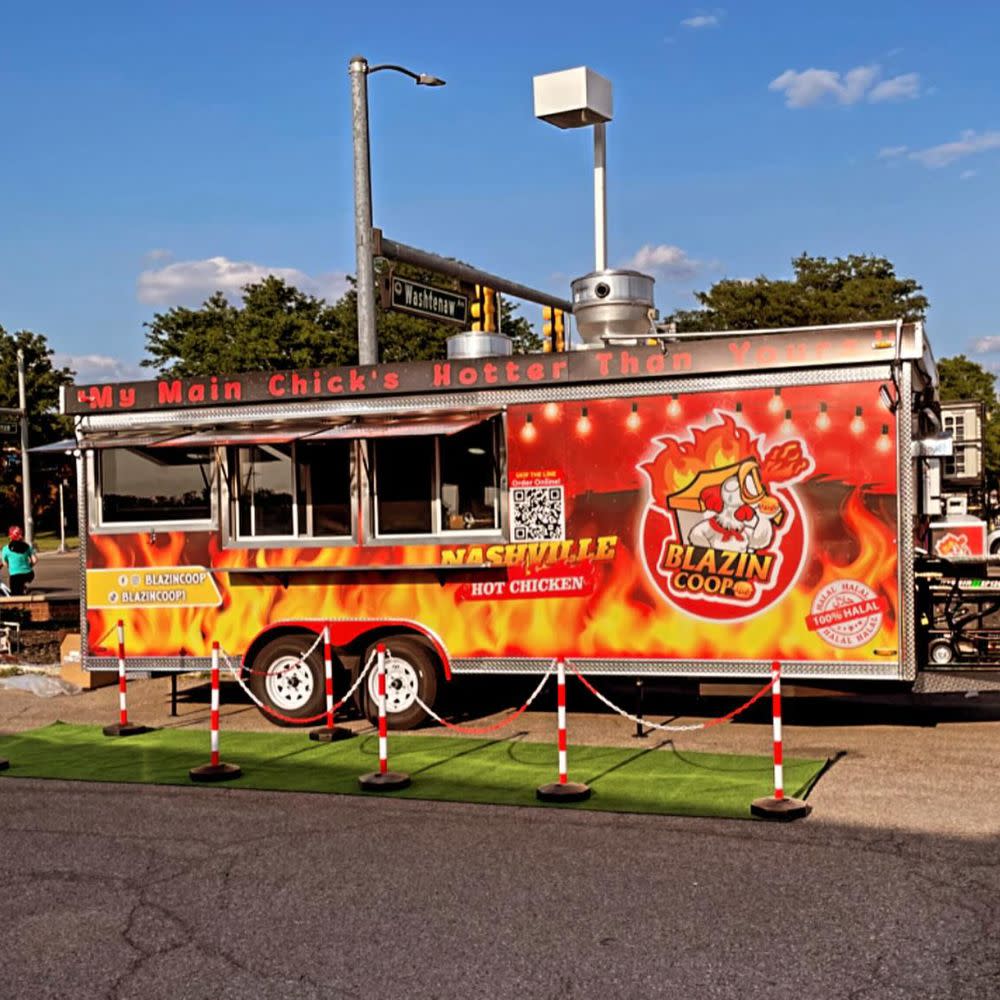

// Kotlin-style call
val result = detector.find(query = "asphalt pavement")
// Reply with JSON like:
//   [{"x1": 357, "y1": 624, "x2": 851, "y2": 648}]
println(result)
[{"x1": 0, "y1": 680, "x2": 999, "y2": 998}]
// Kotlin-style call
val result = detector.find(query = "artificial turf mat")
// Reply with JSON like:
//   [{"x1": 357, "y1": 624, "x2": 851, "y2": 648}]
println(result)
[{"x1": 0, "y1": 722, "x2": 828, "y2": 820}]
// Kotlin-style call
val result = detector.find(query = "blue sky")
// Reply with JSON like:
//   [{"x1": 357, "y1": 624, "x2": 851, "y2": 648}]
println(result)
[{"x1": 2, "y1": 1, "x2": 1000, "y2": 380}]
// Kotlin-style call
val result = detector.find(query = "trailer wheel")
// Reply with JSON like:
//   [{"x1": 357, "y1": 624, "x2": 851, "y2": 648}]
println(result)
[
  {"x1": 362, "y1": 637, "x2": 438, "y2": 731},
  {"x1": 927, "y1": 638, "x2": 956, "y2": 666},
  {"x1": 248, "y1": 634, "x2": 326, "y2": 726}
]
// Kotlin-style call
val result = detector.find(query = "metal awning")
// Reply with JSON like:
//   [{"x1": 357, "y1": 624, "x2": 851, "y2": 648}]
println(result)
[
  {"x1": 151, "y1": 428, "x2": 301, "y2": 447},
  {"x1": 303, "y1": 413, "x2": 495, "y2": 441},
  {"x1": 28, "y1": 438, "x2": 78, "y2": 454}
]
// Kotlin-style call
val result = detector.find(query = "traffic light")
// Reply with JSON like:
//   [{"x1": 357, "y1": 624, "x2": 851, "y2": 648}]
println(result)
[
  {"x1": 542, "y1": 307, "x2": 566, "y2": 352},
  {"x1": 469, "y1": 285, "x2": 497, "y2": 333}
]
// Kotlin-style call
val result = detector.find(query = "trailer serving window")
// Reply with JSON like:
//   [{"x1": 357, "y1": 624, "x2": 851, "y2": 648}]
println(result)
[
  {"x1": 231, "y1": 440, "x2": 352, "y2": 540},
  {"x1": 371, "y1": 417, "x2": 502, "y2": 538},
  {"x1": 98, "y1": 447, "x2": 214, "y2": 525}
]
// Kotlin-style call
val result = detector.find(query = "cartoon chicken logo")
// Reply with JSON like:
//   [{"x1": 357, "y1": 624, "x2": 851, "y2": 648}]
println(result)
[{"x1": 639, "y1": 412, "x2": 814, "y2": 620}]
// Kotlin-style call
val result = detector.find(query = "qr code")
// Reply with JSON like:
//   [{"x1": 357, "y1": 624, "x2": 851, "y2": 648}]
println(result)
[{"x1": 511, "y1": 486, "x2": 565, "y2": 541}]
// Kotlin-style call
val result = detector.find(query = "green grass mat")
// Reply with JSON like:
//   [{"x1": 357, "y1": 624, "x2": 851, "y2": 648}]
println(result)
[{"x1": 0, "y1": 722, "x2": 828, "y2": 820}]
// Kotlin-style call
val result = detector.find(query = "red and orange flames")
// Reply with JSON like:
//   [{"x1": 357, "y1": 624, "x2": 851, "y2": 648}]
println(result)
[
  {"x1": 86, "y1": 479, "x2": 898, "y2": 667},
  {"x1": 642, "y1": 413, "x2": 811, "y2": 507}
]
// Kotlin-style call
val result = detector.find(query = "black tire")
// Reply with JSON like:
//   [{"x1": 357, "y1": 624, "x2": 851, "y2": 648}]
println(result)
[
  {"x1": 248, "y1": 634, "x2": 326, "y2": 727},
  {"x1": 927, "y1": 637, "x2": 956, "y2": 667},
  {"x1": 361, "y1": 636, "x2": 439, "y2": 731}
]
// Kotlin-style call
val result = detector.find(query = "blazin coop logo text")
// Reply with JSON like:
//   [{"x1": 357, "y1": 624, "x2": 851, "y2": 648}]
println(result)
[{"x1": 639, "y1": 413, "x2": 814, "y2": 621}]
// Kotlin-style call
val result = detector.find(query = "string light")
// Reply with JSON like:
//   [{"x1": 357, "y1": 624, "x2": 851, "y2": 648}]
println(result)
[
  {"x1": 816, "y1": 402, "x2": 831, "y2": 431},
  {"x1": 850, "y1": 406, "x2": 865, "y2": 435},
  {"x1": 666, "y1": 394, "x2": 682, "y2": 419},
  {"x1": 768, "y1": 387, "x2": 783, "y2": 415},
  {"x1": 520, "y1": 413, "x2": 537, "y2": 443},
  {"x1": 876, "y1": 423, "x2": 891, "y2": 452},
  {"x1": 576, "y1": 406, "x2": 592, "y2": 437},
  {"x1": 626, "y1": 402, "x2": 641, "y2": 431},
  {"x1": 781, "y1": 408, "x2": 794, "y2": 435},
  {"x1": 542, "y1": 402, "x2": 561, "y2": 422}
]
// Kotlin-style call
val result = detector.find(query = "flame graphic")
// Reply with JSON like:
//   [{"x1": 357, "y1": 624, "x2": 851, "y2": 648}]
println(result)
[
  {"x1": 86, "y1": 482, "x2": 896, "y2": 665},
  {"x1": 642, "y1": 413, "x2": 809, "y2": 508}
]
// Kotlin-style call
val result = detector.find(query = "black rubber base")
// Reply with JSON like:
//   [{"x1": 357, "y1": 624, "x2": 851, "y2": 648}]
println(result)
[
  {"x1": 309, "y1": 727, "x2": 356, "y2": 743},
  {"x1": 358, "y1": 770, "x2": 411, "y2": 791},
  {"x1": 0, "y1": 758, "x2": 9, "y2": 771},
  {"x1": 750, "y1": 795, "x2": 812, "y2": 821},
  {"x1": 103, "y1": 723, "x2": 153, "y2": 738},
  {"x1": 536, "y1": 780, "x2": 592, "y2": 803},
  {"x1": 188, "y1": 762, "x2": 243, "y2": 783}
]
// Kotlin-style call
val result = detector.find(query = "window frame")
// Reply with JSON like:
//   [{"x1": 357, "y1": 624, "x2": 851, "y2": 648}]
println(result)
[
  {"x1": 224, "y1": 439, "x2": 358, "y2": 548},
  {"x1": 89, "y1": 446, "x2": 219, "y2": 535},
  {"x1": 367, "y1": 416, "x2": 507, "y2": 543}
]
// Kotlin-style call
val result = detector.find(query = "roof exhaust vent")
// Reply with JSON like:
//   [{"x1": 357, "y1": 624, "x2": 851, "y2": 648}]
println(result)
[{"x1": 446, "y1": 331, "x2": 513, "y2": 360}]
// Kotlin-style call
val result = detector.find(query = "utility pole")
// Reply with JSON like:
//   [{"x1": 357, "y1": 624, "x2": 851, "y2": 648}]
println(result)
[
  {"x1": 349, "y1": 55, "x2": 376, "y2": 366},
  {"x1": 16, "y1": 349, "x2": 33, "y2": 545}
]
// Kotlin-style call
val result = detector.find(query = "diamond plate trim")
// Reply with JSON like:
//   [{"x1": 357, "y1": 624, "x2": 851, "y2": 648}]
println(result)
[
  {"x1": 449, "y1": 657, "x2": 902, "y2": 680},
  {"x1": 898, "y1": 362, "x2": 917, "y2": 681},
  {"x1": 912, "y1": 670, "x2": 1000, "y2": 694},
  {"x1": 83, "y1": 656, "x2": 215, "y2": 674}
]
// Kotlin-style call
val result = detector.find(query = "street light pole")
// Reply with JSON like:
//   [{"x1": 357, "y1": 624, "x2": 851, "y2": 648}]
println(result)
[
  {"x1": 349, "y1": 55, "x2": 376, "y2": 366},
  {"x1": 348, "y1": 55, "x2": 445, "y2": 366},
  {"x1": 16, "y1": 349, "x2": 33, "y2": 545}
]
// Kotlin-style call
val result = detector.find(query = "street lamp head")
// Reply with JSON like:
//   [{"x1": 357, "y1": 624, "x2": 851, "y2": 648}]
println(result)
[{"x1": 416, "y1": 73, "x2": 446, "y2": 87}]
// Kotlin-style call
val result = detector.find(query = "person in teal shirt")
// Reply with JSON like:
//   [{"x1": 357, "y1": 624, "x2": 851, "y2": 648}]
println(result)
[{"x1": 2, "y1": 526, "x2": 37, "y2": 596}]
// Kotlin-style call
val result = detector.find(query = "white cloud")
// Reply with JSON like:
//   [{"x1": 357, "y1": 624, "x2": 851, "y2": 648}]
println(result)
[
  {"x1": 52, "y1": 353, "x2": 145, "y2": 382},
  {"x1": 681, "y1": 13, "x2": 720, "y2": 28},
  {"x1": 908, "y1": 129, "x2": 1000, "y2": 168},
  {"x1": 136, "y1": 256, "x2": 350, "y2": 306},
  {"x1": 769, "y1": 64, "x2": 919, "y2": 108},
  {"x1": 878, "y1": 145, "x2": 909, "y2": 159},
  {"x1": 961, "y1": 169, "x2": 978, "y2": 180},
  {"x1": 142, "y1": 248, "x2": 173, "y2": 264},
  {"x1": 622, "y1": 244, "x2": 703, "y2": 279},
  {"x1": 869, "y1": 72, "x2": 921, "y2": 103},
  {"x1": 971, "y1": 336, "x2": 1000, "y2": 354}
]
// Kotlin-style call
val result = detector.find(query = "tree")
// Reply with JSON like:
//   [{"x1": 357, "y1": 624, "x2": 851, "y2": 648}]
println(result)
[
  {"x1": 143, "y1": 268, "x2": 542, "y2": 377},
  {"x1": 0, "y1": 326, "x2": 75, "y2": 527},
  {"x1": 938, "y1": 355, "x2": 1000, "y2": 481},
  {"x1": 669, "y1": 254, "x2": 929, "y2": 332}
]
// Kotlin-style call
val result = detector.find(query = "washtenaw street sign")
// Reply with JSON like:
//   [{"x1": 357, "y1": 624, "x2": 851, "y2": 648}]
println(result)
[{"x1": 386, "y1": 276, "x2": 468, "y2": 326}]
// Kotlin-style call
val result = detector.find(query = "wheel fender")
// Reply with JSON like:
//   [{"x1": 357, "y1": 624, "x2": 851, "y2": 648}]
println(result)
[{"x1": 245, "y1": 619, "x2": 452, "y2": 680}]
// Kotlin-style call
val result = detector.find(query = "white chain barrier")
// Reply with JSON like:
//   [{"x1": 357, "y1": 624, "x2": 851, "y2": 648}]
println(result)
[
  {"x1": 220, "y1": 644, "x2": 378, "y2": 725},
  {"x1": 573, "y1": 670, "x2": 777, "y2": 734},
  {"x1": 413, "y1": 668, "x2": 552, "y2": 735}
]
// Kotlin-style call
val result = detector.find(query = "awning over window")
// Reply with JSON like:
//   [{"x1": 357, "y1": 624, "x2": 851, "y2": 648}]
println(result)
[
  {"x1": 303, "y1": 412, "x2": 497, "y2": 441},
  {"x1": 151, "y1": 428, "x2": 300, "y2": 447}
]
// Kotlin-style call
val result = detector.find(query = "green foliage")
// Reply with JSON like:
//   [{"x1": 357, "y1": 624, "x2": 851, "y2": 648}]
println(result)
[
  {"x1": 938, "y1": 355, "x2": 997, "y2": 409},
  {"x1": 143, "y1": 268, "x2": 542, "y2": 377},
  {"x1": 0, "y1": 326, "x2": 75, "y2": 526},
  {"x1": 938, "y1": 355, "x2": 1000, "y2": 479},
  {"x1": 670, "y1": 254, "x2": 929, "y2": 332}
]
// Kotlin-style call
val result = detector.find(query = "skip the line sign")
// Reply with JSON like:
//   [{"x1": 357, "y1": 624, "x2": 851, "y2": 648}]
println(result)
[{"x1": 385, "y1": 276, "x2": 468, "y2": 326}]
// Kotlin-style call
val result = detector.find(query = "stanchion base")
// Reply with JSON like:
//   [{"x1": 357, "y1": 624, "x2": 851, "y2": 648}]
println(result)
[
  {"x1": 358, "y1": 771, "x2": 410, "y2": 791},
  {"x1": 536, "y1": 781, "x2": 592, "y2": 803},
  {"x1": 103, "y1": 723, "x2": 152, "y2": 738},
  {"x1": 750, "y1": 796, "x2": 811, "y2": 821},
  {"x1": 188, "y1": 762, "x2": 242, "y2": 783},
  {"x1": 0, "y1": 758, "x2": 9, "y2": 771},
  {"x1": 309, "y1": 727, "x2": 356, "y2": 743}
]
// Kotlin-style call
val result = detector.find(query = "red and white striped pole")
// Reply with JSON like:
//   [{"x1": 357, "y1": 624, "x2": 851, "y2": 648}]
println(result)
[
  {"x1": 771, "y1": 661, "x2": 785, "y2": 801},
  {"x1": 117, "y1": 620, "x2": 129, "y2": 728},
  {"x1": 377, "y1": 644, "x2": 388, "y2": 775},
  {"x1": 537, "y1": 659, "x2": 591, "y2": 802},
  {"x1": 309, "y1": 626, "x2": 355, "y2": 742},
  {"x1": 189, "y1": 641, "x2": 242, "y2": 781},
  {"x1": 209, "y1": 643, "x2": 222, "y2": 768},
  {"x1": 358, "y1": 642, "x2": 410, "y2": 790},
  {"x1": 103, "y1": 619, "x2": 145, "y2": 737},
  {"x1": 751, "y1": 661, "x2": 810, "y2": 820}
]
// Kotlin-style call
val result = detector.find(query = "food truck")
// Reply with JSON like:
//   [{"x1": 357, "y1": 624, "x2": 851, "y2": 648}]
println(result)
[{"x1": 63, "y1": 318, "x2": 1000, "y2": 729}]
